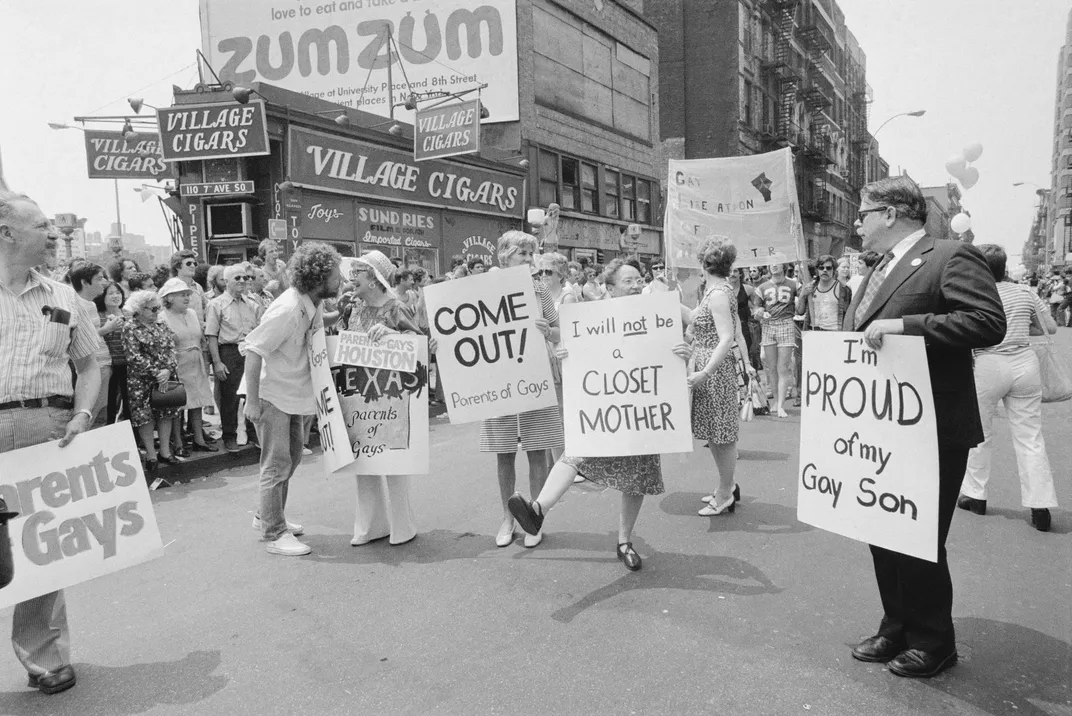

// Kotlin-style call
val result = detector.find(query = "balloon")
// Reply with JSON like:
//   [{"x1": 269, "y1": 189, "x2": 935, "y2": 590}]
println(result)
[
  {"x1": 950, "y1": 213, "x2": 972, "y2": 234},
  {"x1": 963, "y1": 142, "x2": 983, "y2": 163},
  {"x1": 960, "y1": 166, "x2": 980, "y2": 190},
  {"x1": 944, "y1": 154, "x2": 968, "y2": 178}
]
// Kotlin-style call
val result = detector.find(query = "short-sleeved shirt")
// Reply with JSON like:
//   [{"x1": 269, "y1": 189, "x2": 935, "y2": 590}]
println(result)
[
  {"x1": 978, "y1": 282, "x2": 1050, "y2": 356},
  {"x1": 243, "y1": 288, "x2": 321, "y2": 415},
  {"x1": 78, "y1": 296, "x2": 111, "y2": 367},
  {"x1": 0, "y1": 270, "x2": 100, "y2": 401},
  {"x1": 205, "y1": 291, "x2": 263, "y2": 346},
  {"x1": 756, "y1": 278, "x2": 800, "y2": 321}
]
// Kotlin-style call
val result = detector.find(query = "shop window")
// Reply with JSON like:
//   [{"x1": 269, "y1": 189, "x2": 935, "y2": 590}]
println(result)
[
  {"x1": 637, "y1": 179, "x2": 652, "y2": 224},
  {"x1": 538, "y1": 150, "x2": 559, "y2": 207},
  {"x1": 561, "y1": 157, "x2": 579, "y2": 211},
  {"x1": 604, "y1": 169, "x2": 620, "y2": 218},
  {"x1": 581, "y1": 163, "x2": 598, "y2": 213},
  {"x1": 621, "y1": 175, "x2": 636, "y2": 221}
]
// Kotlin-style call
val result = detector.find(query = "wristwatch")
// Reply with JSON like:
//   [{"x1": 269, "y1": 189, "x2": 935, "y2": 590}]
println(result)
[{"x1": 74, "y1": 409, "x2": 94, "y2": 421}]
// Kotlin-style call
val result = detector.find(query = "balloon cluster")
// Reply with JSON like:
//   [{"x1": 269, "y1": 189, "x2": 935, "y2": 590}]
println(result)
[{"x1": 944, "y1": 142, "x2": 983, "y2": 235}]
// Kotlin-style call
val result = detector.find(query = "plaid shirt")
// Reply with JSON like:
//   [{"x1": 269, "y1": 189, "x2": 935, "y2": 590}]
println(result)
[{"x1": 0, "y1": 270, "x2": 100, "y2": 401}]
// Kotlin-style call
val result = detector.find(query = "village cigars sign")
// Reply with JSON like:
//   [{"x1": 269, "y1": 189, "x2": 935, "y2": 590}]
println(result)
[
  {"x1": 414, "y1": 98, "x2": 480, "y2": 162},
  {"x1": 83, "y1": 130, "x2": 169, "y2": 180},
  {"x1": 288, "y1": 127, "x2": 523, "y2": 218},
  {"x1": 156, "y1": 100, "x2": 270, "y2": 162}
]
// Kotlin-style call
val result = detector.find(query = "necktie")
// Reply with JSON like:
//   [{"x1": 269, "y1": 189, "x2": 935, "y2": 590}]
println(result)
[{"x1": 854, "y1": 252, "x2": 895, "y2": 327}]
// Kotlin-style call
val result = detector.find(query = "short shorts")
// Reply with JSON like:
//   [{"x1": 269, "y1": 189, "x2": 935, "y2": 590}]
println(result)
[{"x1": 761, "y1": 319, "x2": 796, "y2": 347}]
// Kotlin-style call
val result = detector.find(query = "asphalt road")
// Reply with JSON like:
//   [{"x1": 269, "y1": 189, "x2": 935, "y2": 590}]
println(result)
[{"x1": 1, "y1": 335, "x2": 1070, "y2": 716}]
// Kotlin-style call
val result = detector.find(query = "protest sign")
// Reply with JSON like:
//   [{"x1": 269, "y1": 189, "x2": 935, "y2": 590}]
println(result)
[
  {"x1": 560, "y1": 291, "x2": 692, "y2": 457},
  {"x1": 335, "y1": 331, "x2": 418, "y2": 374},
  {"x1": 328, "y1": 336, "x2": 429, "y2": 475},
  {"x1": 0, "y1": 422, "x2": 162, "y2": 609},
  {"x1": 423, "y1": 265, "x2": 557, "y2": 423},
  {"x1": 664, "y1": 148, "x2": 805, "y2": 269},
  {"x1": 309, "y1": 322, "x2": 356, "y2": 475},
  {"x1": 797, "y1": 332, "x2": 939, "y2": 562}
]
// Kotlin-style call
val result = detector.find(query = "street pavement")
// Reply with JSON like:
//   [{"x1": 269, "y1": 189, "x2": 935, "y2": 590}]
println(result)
[{"x1": 1, "y1": 335, "x2": 1070, "y2": 716}]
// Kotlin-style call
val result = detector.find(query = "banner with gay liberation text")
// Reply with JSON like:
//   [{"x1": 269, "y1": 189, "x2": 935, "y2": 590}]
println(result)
[
  {"x1": 797, "y1": 332, "x2": 939, "y2": 562},
  {"x1": 423, "y1": 265, "x2": 557, "y2": 423},
  {"x1": 560, "y1": 292, "x2": 692, "y2": 457},
  {"x1": 0, "y1": 422, "x2": 163, "y2": 609}
]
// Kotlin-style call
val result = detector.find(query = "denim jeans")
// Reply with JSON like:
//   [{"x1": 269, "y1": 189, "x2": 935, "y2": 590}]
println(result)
[
  {"x1": 255, "y1": 400, "x2": 307, "y2": 541},
  {"x1": 962, "y1": 349, "x2": 1058, "y2": 508}
]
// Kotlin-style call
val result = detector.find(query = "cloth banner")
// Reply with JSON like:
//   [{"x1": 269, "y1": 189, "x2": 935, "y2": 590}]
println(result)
[
  {"x1": 423, "y1": 265, "x2": 557, "y2": 423},
  {"x1": 797, "y1": 332, "x2": 939, "y2": 562},
  {"x1": 665, "y1": 148, "x2": 805, "y2": 269},
  {"x1": 560, "y1": 291, "x2": 692, "y2": 457},
  {"x1": 0, "y1": 422, "x2": 163, "y2": 609},
  {"x1": 328, "y1": 335, "x2": 429, "y2": 475}
]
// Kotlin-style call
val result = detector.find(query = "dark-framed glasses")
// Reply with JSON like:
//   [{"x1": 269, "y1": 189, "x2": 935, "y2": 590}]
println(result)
[{"x1": 857, "y1": 206, "x2": 889, "y2": 222}]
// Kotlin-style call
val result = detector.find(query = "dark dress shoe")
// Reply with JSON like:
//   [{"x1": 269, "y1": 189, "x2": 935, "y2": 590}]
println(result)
[
  {"x1": 616, "y1": 542, "x2": 642, "y2": 571},
  {"x1": 192, "y1": 441, "x2": 219, "y2": 453},
  {"x1": 144, "y1": 459, "x2": 159, "y2": 473},
  {"x1": 174, "y1": 446, "x2": 191, "y2": 459},
  {"x1": 852, "y1": 635, "x2": 905, "y2": 663},
  {"x1": 888, "y1": 647, "x2": 958, "y2": 678},
  {"x1": 507, "y1": 493, "x2": 544, "y2": 536},
  {"x1": 157, "y1": 454, "x2": 187, "y2": 465},
  {"x1": 28, "y1": 665, "x2": 76, "y2": 694},
  {"x1": 1031, "y1": 508, "x2": 1051, "y2": 532},
  {"x1": 957, "y1": 494, "x2": 986, "y2": 515}
]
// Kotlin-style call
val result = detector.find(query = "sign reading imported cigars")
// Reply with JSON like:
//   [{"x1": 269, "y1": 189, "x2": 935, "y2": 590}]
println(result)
[
  {"x1": 288, "y1": 127, "x2": 522, "y2": 218},
  {"x1": 83, "y1": 131, "x2": 169, "y2": 179},
  {"x1": 156, "y1": 100, "x2": 270, "y2": 162}
]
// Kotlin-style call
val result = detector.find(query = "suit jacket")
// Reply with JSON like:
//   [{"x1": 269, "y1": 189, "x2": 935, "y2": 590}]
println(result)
[{"x1": 842, "y1": 234, "x2": 1006, "y2": 448}]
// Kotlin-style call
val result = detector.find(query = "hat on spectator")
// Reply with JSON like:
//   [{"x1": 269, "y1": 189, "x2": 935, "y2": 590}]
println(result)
[
  {"x1": 158, "y1": 277, "x2": 193, "y2": 298},
  {"x1": 352, "y1": 250, "x2": 395, "y2": 292},
  {"x1": 223, "y1": 262, "x2": 250, "y2": 280}
]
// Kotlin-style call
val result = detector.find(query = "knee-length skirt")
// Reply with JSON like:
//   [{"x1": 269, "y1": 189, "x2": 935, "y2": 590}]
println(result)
[{"x1": 479, "y1": 404, "x2": 564, "y2": 453}]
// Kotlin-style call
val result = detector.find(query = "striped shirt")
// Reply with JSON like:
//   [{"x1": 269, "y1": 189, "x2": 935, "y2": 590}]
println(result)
[
  {"x1": 0, "y1": 270, "x2": 100, "y2": 401},
  {"x1": 977, "y1": 281, "x2": 1047, "y2": 356}
]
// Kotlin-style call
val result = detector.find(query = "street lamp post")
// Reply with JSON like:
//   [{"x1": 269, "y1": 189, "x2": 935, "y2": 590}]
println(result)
[{"x1": 865, "y1": 110, "x2": 926, "y2": 181}]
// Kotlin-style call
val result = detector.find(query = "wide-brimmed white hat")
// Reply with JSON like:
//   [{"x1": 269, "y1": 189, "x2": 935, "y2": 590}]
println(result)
[
  {"x1": 352, "y1": 250, "x2": 395, "y2": 291},
  {"x1": 158, "y1": 277, "x2": 193, "y2": 298}
]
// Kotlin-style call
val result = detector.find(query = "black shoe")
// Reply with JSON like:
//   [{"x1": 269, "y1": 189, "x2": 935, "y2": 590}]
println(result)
[
  {"x1": 144, "y1": 459, "x2": 158, "y2": 473},
  {"x1": 223, "y1": 439, "x2": 240, "y2": 453},
  {"x1": 157, "y1": 453, "x2": 187, "y2": 465},
  {"x1": 851, "y1": 635, "x2": 905, "y2": 663},
  {"x1": 174, "y1": 446, "x2": 191, "y2": 459},
  {"x1": 28, "y1": 665, "x2": 76, "y2": 695},
  {"x1": 733, "y1": 484, "x2": 741, "y2": 502},
  {"x1": 887, "y1": 647, "x2": 958, "y2": 678},
  {"x1": 956, "y1": 494, "x2": 986, "y2": 515},
  {"x1": 507, "y1": 493, "x2": 544, "y2": 536},
  {"x1": 192, "y1": 441, "x2": 219, "y2": 453},
  {"x1": 616, "y1": 542, "x2": 642, "y2": 571},
  {"x1": 1031, "y1": 508, "x2": 1051, "y2": 532}
]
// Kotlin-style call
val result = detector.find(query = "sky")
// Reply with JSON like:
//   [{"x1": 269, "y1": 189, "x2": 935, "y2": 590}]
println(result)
[{"x1": 1, "y1": 0, "x2": 1069, "y2": 266}]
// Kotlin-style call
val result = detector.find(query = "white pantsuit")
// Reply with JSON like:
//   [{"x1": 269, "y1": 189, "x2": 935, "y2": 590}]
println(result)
[
  {"x1": 352, "y1": 475, "x2": 417, "y2": 545},
  {"x1": 962, "y1": 349, "x2": 1059, "y2": 508}
]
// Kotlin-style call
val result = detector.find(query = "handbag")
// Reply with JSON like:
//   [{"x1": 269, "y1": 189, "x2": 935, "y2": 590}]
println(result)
[
  {"x1": 1033, "y1": 338, "x2": 1072, "y2": 403},
  {"x1": 150, "y1": 379, "x2": 187, "y2": 410}
]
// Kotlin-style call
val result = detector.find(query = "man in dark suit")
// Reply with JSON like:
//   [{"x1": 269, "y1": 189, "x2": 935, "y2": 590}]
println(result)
[{"x1": 842, "y1": 176, "x2": 1006, "y2": 678}]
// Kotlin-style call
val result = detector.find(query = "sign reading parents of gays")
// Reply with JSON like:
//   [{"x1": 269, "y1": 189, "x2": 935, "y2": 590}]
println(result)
[
  {"x1": 328, "y1": 335, "x2": 429, "y2": 475},
  {"x1": 334, "y1": 331, "x2": 419, "y2": 374},
  {"x1": 664, "y1": 147, "x2": 805, "y2": 269},
  {"x1": 423, "y1": 265, "x2": 557, "y2": 424},
  {"x1": 560, "y1": 291, "x2": 692, "y2": 457},
  {"x1": 0, "y1": 422, "x2": 163, "y2": 609},
  {"x1": 309, "y1": 322, "x2": 356, "y2": 475},
  {"x1": 797, "y1": 332, "x2": 939, "y2": 562}
]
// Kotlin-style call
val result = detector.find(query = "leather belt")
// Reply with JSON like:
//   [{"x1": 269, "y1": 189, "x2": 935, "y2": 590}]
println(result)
[{"x1": 0, "y1": 395, "x2": 73, "y2": 412}]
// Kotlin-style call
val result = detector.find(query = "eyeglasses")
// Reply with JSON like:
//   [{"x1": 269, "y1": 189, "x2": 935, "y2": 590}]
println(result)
[
  {"x1": 536, "y1": 269, "x2": 555, "y2": 277},
  {"x1": 182, "y1": 260, "x2": 197, "y2": 267},
  {"x1": 818, "y1": 265, "x2": 835, "y2": 271},
  {"x1": 857, "y1": 206, "x2": 889, "y2": 222},
  {"x1": 234, "y1": 276, "x2": 254, "y2": 281},
  {"x1": 145, "y1": 306, "x2": 161, "y2": 312},
  {"x1": 651, "y1": 266, "x2": 665, "y2": 271}
]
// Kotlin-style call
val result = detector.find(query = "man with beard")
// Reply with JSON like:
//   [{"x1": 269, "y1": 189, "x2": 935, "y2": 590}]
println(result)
[
  {"x1": 507, "y1": 259, "x2": 692, "y2": 571},
  {"x1": 844, "y1": 175, "x2": 1005, "y2": 678}
]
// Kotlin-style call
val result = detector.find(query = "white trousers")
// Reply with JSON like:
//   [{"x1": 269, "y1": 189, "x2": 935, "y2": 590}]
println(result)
[
  {"x1": 352, "y1": 474, "x2": 417, "y2": 545},
  {"x1": 962, "y1": 350, "x2": 1059, "y2": 508}
]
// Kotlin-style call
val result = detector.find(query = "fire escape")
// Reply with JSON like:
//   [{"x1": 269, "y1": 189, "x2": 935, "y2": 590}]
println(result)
[
  {"x1": 797, "y1": 18, "x2": 834, "y2": 221},
  {"x1": 850, "y1": 81, "x2": 873, "y2": 188},
  {"x1": 760, "y1": 0, "x2": 802, "y2": 143}
]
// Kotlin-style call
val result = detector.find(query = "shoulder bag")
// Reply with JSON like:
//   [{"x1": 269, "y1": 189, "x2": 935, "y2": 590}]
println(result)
[{"x1": 1030, "y1": 300, "x2": 1072, "y2": 403}]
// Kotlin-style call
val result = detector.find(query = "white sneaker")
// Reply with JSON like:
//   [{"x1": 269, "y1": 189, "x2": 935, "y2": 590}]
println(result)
[
  {"x1": 302, "y1": 446, "x2": 313, "y2": 456},
  {"x1": 252, "y1": 516, "x2": 305, "y2": 536},
  {"x1": 266, "y1": 532, "x2": 311, "y2": 556}
]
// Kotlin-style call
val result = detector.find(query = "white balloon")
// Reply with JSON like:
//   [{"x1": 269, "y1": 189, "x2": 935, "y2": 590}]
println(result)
[
  {"x1": 950, "y1": 212, "x2": 972, "y2": 234},
  {"x1": 944, "y1": 154, "x2": 968, "y2": 178},
  {"x1": 960, "y1": 166, "x2": 980, "y2": 190},
  {"x1": 963, "y1": 142, "x2": 983, "y2": 163}
]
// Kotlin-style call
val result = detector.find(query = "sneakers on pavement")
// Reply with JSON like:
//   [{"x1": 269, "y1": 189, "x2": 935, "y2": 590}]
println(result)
[
  {"x1": 252, "y1": 515, "x2": 304, "y2": 536},
  {"x1": 266, "y1": 532, "x2": 311, "y2": 556},
  {"x1": 223, "y1": 438, "x2": 240, "y2": 453}
]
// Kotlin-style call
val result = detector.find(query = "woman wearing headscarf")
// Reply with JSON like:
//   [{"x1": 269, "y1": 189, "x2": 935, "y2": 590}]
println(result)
[{"x1": 343, "y1": 250, "x2": 422, "y2": 546}]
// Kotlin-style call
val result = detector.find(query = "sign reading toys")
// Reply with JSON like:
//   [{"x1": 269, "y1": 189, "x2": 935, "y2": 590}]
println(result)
[
  {"x1": 560, "y1": 292, "x2": 692, "y2": 457},
  {"x1": 84, "y1": 131, "x2": 169, "y2": 180},
  {"x1": 423, "y1": 265, "x2": 557, "y2": 423},
  {"x1": 156, "y1": 101, "x2": 270, "y2": 162},
  {"x1": 797, "y1": 332, "x2": 939, "y2": 562},
  {"x1": 414, "y1": 99, "x2": 481, "y2": 162},
  {"x1": 198, "y1": 0, "x2": 519, "y2": 124},
  {"x1": 0, "y1": 423, "x2": 163, "y2": 609}
]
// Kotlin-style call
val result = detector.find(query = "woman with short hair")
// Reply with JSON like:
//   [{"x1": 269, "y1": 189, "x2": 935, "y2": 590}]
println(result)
[
  {"x1": 159, "y1": 278, "x2": 217, "y2": 455},
  {"x1": 94, "y1": 281, "x2": 129, "y2": 423}
]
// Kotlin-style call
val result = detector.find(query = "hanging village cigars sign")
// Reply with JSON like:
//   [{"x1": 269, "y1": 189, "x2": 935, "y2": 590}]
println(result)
[
  {"x1": 288, "y1": 127, "x2": 523, "y2": 218},
  {"x1": 156, "y1": 100, "x2": 270, "y2": 162},
  {"x1": 83, "y1": 131, "x2": 169, "y2": 180}
]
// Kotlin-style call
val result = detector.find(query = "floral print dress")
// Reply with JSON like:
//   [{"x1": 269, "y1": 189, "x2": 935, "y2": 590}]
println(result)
[{"x1": 123, "y1": 319, "x2": 179, "y2": 426}]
